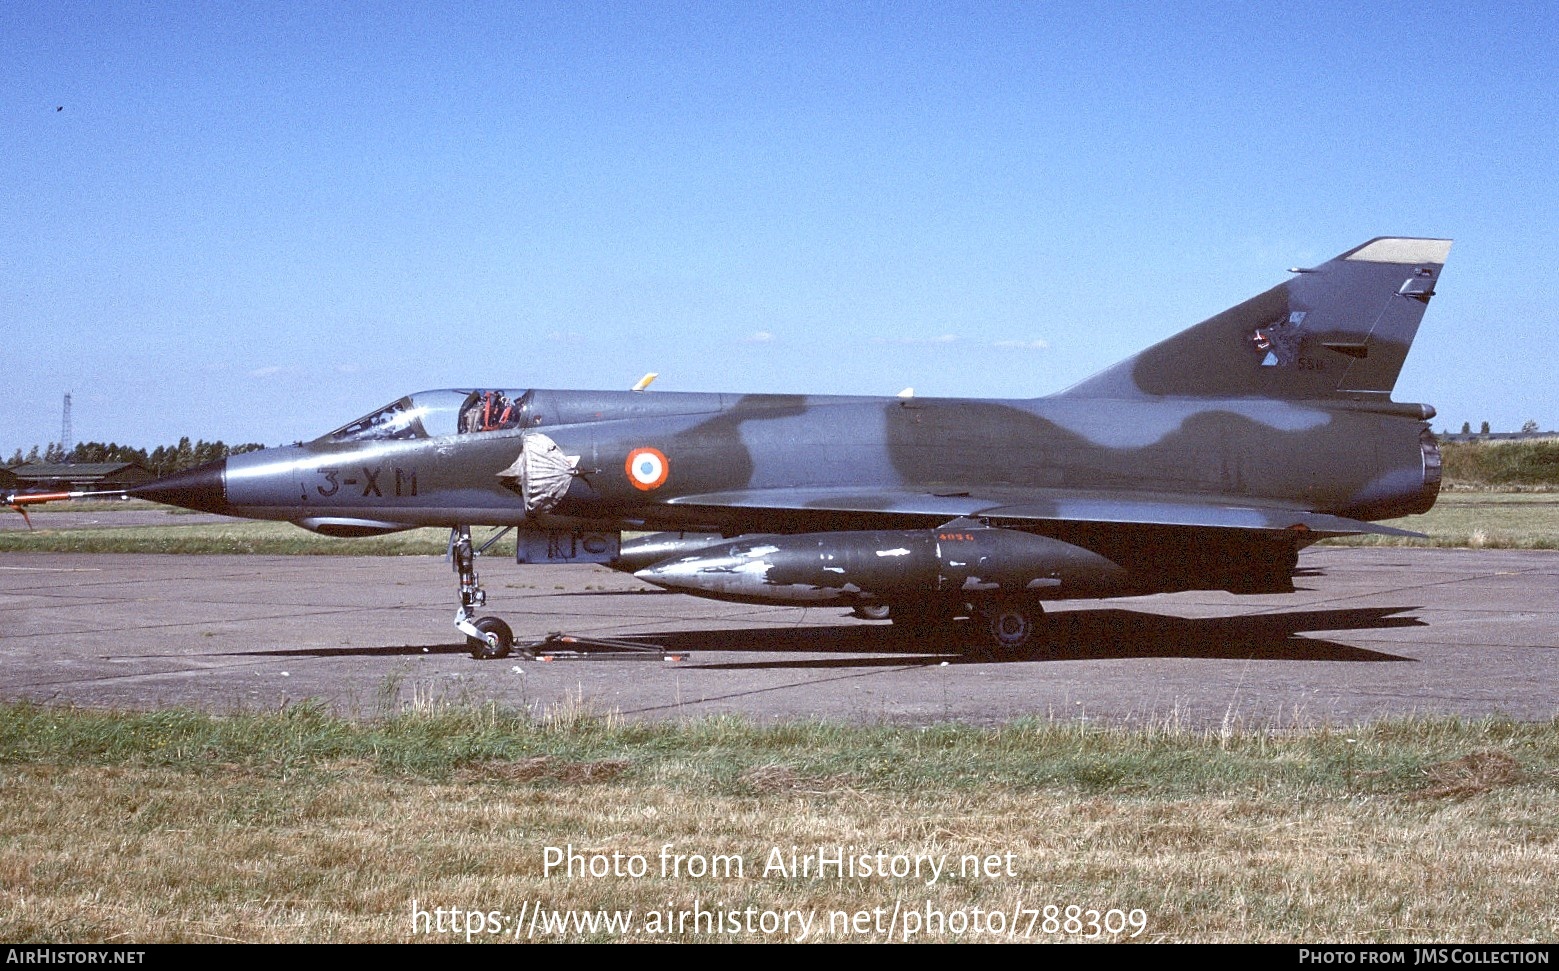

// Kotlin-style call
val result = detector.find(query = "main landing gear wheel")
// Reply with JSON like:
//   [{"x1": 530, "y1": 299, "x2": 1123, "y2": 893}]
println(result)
[
  {"x1": 468, "y1": 616, "x2": 514, "y2": 660},
  {"x1": 850, "y1": 604, "x2": 892, "y2": 621},
  {"x1": 978, "y1": 601, "x2": 1045, "y2": 658}
]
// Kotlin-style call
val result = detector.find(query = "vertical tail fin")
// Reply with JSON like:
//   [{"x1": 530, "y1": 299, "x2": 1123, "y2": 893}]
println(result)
[{"x1": 1058, "y1": 237, "x2": 1452, "y2": 401}]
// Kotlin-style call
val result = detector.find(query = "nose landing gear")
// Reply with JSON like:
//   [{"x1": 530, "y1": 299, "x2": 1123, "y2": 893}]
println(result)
[{"x1": 451, "y1": 524, "x2": 515, "y2": 659}]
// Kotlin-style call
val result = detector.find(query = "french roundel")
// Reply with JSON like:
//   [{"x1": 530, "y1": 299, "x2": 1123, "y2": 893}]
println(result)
[{"x1": 625, "y1": 447, "x2": 670, "y2": 490}]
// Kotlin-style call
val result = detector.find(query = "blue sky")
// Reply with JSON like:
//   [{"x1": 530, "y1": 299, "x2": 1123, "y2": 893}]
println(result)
[{"x1": 3, "y1": 1, "x2": 1554, "y2": 450}]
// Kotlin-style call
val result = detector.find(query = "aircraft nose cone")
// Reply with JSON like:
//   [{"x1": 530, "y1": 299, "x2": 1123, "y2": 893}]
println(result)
[{"x1": 129, "y1": 459, "x2": 230, "y2": 514}]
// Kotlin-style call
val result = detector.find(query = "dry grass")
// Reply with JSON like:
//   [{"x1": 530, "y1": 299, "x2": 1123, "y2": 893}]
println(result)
[
  {"x1": 2, "y1": 704, "x2": 1556, "y2": 943},
  {"x1": 3, "y1": 764, "x2": 1553, "y2": 943},
  {"x1": 1406, "y1": 751, "x2": 1523, "y2": 801}
]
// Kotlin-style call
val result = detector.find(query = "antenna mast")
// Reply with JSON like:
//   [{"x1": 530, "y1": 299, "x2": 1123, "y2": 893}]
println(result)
[{"x1": 60, "y1": 392, "x2": 72, "y2": 459}]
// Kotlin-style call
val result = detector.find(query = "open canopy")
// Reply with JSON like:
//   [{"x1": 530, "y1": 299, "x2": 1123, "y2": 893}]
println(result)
[{"x1": 319, "y1": 389, "x2": 532, "y2": 443}]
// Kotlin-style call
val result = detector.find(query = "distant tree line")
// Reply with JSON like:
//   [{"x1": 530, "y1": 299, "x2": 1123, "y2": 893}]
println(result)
[
  {"x1": 1451, "y1": 420, "x2": 1545, "y2": 436},
  {"x1": 4, "y1": 439, "x2": 267, "y2": 477},
  {"x1": 1441, "y1": 440, "x2": 1559, "y2": 487}
]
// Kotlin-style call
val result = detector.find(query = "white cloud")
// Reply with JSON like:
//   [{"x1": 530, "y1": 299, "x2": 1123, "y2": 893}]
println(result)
[
  {"x1": 249, "y1": 365, "x2": 285, "y2": 377},
  {"x1": 992, "y1": 339, "x2": 1050, "y2": 350},
  {"x1": 871, "y1": 334, "x2": 959, "y2": 346},
  {"x1": 747, "y1": 330, "x2": 775, "y2": 343}
]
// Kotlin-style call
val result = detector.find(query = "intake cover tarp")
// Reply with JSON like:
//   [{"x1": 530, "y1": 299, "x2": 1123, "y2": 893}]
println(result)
[{"x1": 497, "y1": 432, "x2": 578, "y2": 513}]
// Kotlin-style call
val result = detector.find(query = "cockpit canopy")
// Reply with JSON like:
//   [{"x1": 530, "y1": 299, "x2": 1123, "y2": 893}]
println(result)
[{"x1": 319, "y1": 390, "x2": 533, "y2": 444}]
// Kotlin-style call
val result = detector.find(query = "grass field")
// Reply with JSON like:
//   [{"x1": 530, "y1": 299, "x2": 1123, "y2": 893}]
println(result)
[
  {"x1": 1324, "y1": 492, "x2": 1559, "y2": 549},
  {"x1": 1, "y1": 703, "x2": 1555, "y2": 943},
  {"x1": 0, "y1": 507, "x2": 453, "y2": 554},
  {"x1": 4, "y1": 492, "x2": 1559, "y2": 553}
]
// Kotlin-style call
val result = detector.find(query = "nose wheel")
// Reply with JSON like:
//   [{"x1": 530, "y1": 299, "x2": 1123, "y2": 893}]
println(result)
[{"x1": 468, "y1": 616, "x2": 514, "y2": 660}]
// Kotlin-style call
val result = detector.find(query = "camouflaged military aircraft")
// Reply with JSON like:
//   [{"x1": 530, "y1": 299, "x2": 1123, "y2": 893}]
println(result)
[{"x1": 8, "y1": 236, "x2": 1451, "y2": 657}]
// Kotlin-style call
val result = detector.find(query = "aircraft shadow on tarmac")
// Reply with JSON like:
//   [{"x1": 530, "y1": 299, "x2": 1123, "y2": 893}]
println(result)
[
  {"x1": 223, "y1": 642, "x2": 488, "y2": 659},
  {"x1": 662, "y1": 605, "x2": 1424, "y2": 670},
  {"x1": 219, "y1": 604, "x2": 1422, "y2": 666}
]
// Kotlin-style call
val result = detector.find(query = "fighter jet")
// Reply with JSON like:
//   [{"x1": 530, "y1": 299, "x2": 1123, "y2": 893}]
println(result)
[{"x1": 8, "y1": 237, "x2": 1450, "y2": 657}]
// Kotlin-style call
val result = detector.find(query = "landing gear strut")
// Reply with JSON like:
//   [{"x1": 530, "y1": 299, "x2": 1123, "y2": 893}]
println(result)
[{"x1": 451, "y1": 524, "x2": 513, "y2": 659}]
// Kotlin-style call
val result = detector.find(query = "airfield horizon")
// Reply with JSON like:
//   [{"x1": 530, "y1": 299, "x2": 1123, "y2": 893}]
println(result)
[{"x1": 6, "y1": 489, "x2": 1559, "y2": 554}]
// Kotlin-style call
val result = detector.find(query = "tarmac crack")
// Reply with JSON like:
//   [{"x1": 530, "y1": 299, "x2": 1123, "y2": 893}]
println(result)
[{"x1": 616, "y1": 664, "x2": 931, "y2": 716}]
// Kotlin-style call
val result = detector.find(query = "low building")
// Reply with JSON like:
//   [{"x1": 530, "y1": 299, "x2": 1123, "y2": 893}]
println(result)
[{"x1": 5, "y1": 462, "x2": 156, "y2": 493}]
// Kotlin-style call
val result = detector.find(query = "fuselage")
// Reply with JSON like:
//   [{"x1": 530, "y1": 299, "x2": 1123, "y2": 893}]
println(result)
[{"x1": 146, "y1": 387, "x2": 1439, "y2": 536}]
